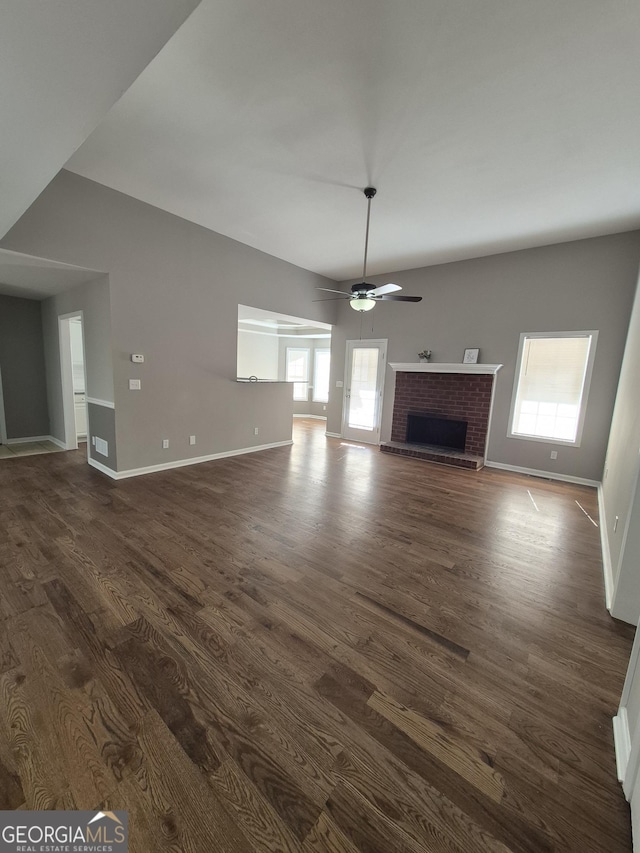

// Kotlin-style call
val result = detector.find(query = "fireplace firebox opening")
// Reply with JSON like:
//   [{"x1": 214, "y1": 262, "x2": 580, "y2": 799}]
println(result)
[{"x1": 406, "y1": 412, "x2": 468, "y2": 452}]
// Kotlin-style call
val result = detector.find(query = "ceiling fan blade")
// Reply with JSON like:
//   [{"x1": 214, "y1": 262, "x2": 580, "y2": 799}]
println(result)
[
  {"x1": 375, "y1": 294, "x2": 422, "y2": 302},
  {"x1": 369, "y1": 283, "x2": 401, "y2": 296},
  {"x1": 317, "y1": 287, "x2": 351, "y2": 295},
  {"x1": 312, "y1": 296, "x2": 350, "y2": 302}
]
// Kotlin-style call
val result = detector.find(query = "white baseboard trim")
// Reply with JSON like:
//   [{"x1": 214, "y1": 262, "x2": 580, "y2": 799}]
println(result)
[
  {"x1": 325, "y1": 432, "x2": 342, "y2": 438},
  {"x1": 6, "y1": 434, "x2": 52, "y2": 445},
  {"x1": 484, "y1": 460, "x2": 600, "y2": 488},
  {"x1": 88, "y1": 439, "x2": 294, "y2": 480},
  {"x1": 597, "y1": 484, "x2": 614, "y2": 610},
  {"x1": 293, "y1": 414, "x2": 327, "y2": 420},
  {"x1": 5, "y1": 434, "x2": 70, "y2": 449},
  {"x1": 614, "y1": 709, "x2": 631, "y2": 783},
  {"x1": 86, "y1": 397, "x2": 115, "y2": 409},
  {"x1": 88, "y1": 457, "x2": 118, "y2": 477}
]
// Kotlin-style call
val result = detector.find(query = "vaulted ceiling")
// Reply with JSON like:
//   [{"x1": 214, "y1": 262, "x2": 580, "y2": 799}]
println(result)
[
  {"x1": 0, "y1": 0, "x2": 200, "y2": 241},
  {"x1": 7, "y1": 1, "x2": 640, "y2": 283}
]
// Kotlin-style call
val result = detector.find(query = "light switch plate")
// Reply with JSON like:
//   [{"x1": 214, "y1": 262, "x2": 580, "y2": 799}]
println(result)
[{"x1": 131, "y1": 354, "x2": 144, "y2": 363}]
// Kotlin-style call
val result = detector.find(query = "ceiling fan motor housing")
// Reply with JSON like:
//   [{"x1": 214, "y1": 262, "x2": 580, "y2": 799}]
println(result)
[{"x1": 351, "y1": 282, "x2": 376, "y2": 294}]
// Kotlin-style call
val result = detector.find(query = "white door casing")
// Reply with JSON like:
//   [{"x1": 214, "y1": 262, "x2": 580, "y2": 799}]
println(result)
[
  {"x1": 58, "y1": 312, "x2": 88, "y2": 455},
  {"x1": 341, "y1": 339, "x2": 387, "y2": 444},
  {"x1": 0, "y1": 366, "x2": 7, "y2": 444}
]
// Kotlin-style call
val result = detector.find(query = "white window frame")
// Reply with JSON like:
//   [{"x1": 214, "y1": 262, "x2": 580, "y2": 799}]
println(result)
[
  {"x1": 285, "y1": 347, "x2": 310, "y2": 401},
  {"x1": 507, "y1": 330, "x2": 598, "y2": 447},
  {"x1": 312, "y1": 348, "x2": 330, "y2": 403}
]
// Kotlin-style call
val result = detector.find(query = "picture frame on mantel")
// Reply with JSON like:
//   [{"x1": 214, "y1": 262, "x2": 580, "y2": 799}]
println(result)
[{"x1": 463, "y1": 347, "x2": 480, "y2": 364}]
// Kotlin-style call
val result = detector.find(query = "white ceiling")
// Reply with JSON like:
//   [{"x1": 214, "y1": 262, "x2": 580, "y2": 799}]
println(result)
[
  {"x1": 0, "y1": 0, "x2": 201, "y2": 239},
  {"x1": 238, "y1": 304, "x2": 331, "y2": 337},
  {"x1": 0, "y1": 249, "x2": 103, "y2": 300},
  {"x1": 63, "y1": 0, "x2": 640, "y2": 281}
]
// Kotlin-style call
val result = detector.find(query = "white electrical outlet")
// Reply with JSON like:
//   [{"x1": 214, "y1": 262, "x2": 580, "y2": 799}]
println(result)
[
  {"x1": 131, "y1": 353, "x2": 144, "y2": 363},
  {"x1": 254, "y1": 427, "x2": 259, "y2": 436},
  {"x1": 550, "y1": 451, "x2": 558, "y2": 460},
  {"x1": 129, "y1": 378, "x2": 141, "y2": 390},
  {"x1": 189, "y1": 435, "x2": 196, "y2": 445},
  {"x1": 162, "y1": 439, "x2": 169, "y2": 449}
]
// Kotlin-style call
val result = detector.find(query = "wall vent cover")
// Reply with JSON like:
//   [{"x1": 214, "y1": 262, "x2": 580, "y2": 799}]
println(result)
[{"x1": 95, "y1": 437, "x2": 109, "y2": 457}]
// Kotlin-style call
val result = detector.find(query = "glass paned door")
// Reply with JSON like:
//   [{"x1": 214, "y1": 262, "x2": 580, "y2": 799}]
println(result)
[{"x1": 342, "y1": 340, "x2": 387, "y2": 443}]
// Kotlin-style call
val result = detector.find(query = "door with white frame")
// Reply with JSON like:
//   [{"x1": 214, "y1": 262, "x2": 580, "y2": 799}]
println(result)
[
  {"x1": 342, "y1": 339, "x2": 387, "y2": 444},
  {"x1": 0, "y1": 367, "x2": 7, "y2": 445},
  {"x1": 614, "y1": 622, "x2": 640, "y2": 848},
  {"x1": 58, "y1": 312, "x2": 88, "y2": 454}
]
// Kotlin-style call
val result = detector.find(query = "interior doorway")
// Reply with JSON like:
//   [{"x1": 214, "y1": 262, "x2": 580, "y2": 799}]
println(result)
[
  {"x1": 342, "y1": 339, "x2": 387, "y2": 444},
  {"x1": 0, "y1": 367, "x2": 7, "y2": 445},
  {"x1": 59, "y1": 312, "x2": 88, "y2": 453}
]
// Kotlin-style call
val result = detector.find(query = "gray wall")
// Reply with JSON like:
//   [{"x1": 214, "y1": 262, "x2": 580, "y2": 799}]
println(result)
[
  {"x1": 237, "y1": 329, "x2": 279, "y2": 380},
  {"x1": 0, "y1": 294, "x2": 49, "y2": 439},
  {"x1": 40, "y1": 274, "x2": 114, "y2": 447},
  {"x1": 602, "y1": 272, "x2": 640, "y2": 623},
  {"x1": 87, "y1": 402, "x2": 117, "y2": 470},
  {"x1": 2, "y1": 170, "x2": 337, "y2": 472},
  {"x1": 5, "y1": 170, "x2": 637, "y2": 481},
  {"x1": 327, "y1": 232, "x2": 640, "y2": 482}
]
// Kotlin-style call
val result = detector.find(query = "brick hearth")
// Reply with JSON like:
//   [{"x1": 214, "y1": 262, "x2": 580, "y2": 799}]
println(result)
[{"x1": 381, "y1": 363, "x2": 501, "y2": 470}]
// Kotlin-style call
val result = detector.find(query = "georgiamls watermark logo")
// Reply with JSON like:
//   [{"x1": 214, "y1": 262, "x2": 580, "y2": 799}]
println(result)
[{"x1": 0, "y1": 810, "x2": 128, "y2": 852}]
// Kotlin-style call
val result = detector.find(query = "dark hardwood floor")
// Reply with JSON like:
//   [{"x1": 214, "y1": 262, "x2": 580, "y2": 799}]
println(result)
[{"x1": 0, "y1": 418, "x2": 634, "y2": 851}]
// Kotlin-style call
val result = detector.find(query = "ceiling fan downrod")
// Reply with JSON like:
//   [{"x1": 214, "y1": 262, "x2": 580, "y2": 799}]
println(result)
[
  {"x1": 361, "y1": 187, "x2": 377, "y2": 282},
  {"x1": 313, "y1": 185, "x2": 421, "y2": 309}
]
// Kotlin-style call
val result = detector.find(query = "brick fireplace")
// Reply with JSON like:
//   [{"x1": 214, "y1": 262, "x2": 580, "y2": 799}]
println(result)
[{"x1": 381, "y1": 362, "x2": 502, "y2": 469}]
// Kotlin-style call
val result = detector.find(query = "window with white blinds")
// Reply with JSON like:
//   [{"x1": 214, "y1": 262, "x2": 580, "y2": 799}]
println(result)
[
  {"x1": 509, "y1": 332, "x2": 597, "y2": 444},
  {"x1": 285, "y1": 347, "x2": 310, "y2": 401},
  {"x1": 312, "y1": 349, "x2": 330, "y2": 403}
]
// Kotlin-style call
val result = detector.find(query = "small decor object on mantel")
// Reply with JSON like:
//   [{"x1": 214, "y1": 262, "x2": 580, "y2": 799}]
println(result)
[
  {"x1": 418, "y1": 350, "x2": 432, "y2": 361},
  {"x1": 463, "y1": 347, "x2": 480, "y2": 364}
]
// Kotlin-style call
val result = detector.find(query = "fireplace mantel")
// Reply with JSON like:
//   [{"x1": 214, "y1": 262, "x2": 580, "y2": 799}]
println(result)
[
  {"x1": 389, "y1": 362, "x2": 503, "y2": 375},
  {"x1": 383, "y1": 365, "x2": 501, "y2": 469}
]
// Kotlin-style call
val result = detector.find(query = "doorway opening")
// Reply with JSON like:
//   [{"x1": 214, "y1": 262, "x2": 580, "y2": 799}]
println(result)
[
  {"x1": 59, "y1": 312, "x2": 88, "y2": 454},
  {"x1": 0, "y1": 367, "x2": 7, "y2": 446}
]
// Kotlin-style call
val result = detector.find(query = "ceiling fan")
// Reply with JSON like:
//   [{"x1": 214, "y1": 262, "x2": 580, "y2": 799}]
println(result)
[{"x1": 316, "y1": 187, "x2": 423, "y2": 312}]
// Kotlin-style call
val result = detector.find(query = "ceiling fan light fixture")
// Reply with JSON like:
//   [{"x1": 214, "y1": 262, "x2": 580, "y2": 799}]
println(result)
[
  {"x1": 314, "y1": 187, "x2": 422, "y2": 308},
  {"x1": 350, "y1": 296, "x2": 376, "y2": 312}
]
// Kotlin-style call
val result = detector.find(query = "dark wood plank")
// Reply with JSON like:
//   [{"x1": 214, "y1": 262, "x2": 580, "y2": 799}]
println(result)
[
  {"x1": 105, "y1": 710, "x2": 254, "y2": 853},
  {"x1": 354, "y1": 591, "x2": 470, "y2": 658},
  {"x1": 0, "y1": 418, "x2": 633, "y2": 850}
]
